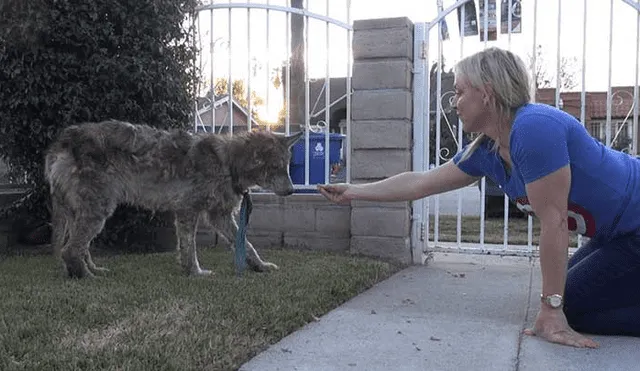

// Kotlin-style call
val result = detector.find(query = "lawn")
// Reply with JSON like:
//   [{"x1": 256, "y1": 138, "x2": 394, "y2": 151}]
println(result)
[
  {"x1": 0, "y1": 247, "x2": 403, "y2": 371},
  {"x1": 0, "y1": 214, "x2": 580, "y2": 370}
]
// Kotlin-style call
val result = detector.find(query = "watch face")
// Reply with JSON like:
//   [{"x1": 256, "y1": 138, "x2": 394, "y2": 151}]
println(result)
[{"x1": 549, "y1": 295, "x2": 562, "y2": 307}]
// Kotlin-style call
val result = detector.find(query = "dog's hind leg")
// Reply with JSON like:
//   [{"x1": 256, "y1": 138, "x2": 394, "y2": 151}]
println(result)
[
  {"x1": 175, "y1": 212, "x2": 212, "y2": 276},
  {"x1": 50, "y1": 193, "x2": 72, "y2": 262},
  {"x1": 62, "y1": 218, "x2": 101, "y2": 278},
  {"x1": 208, "y1": 213, "x2": 278, "y2": 272},
  {"x1": 62, "y1": 206, "x2": 113, "y2": 278}
]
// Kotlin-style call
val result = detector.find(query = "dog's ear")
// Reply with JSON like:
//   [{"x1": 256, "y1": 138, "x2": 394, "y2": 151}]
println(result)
[{"x1": 283, "y1": 131, "x2": 304, "y2": 148}]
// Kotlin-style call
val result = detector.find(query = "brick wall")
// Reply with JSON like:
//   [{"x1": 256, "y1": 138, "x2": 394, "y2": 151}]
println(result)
[
  {"x1": 349, "y1": 18, "x2": 414, "y2": 264},
  {"x1": 242, "y1": 193, "x2": 351, "y2": 253}
]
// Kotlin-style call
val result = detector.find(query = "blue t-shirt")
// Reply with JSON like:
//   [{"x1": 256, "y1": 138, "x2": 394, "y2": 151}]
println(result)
[{"x1": 453, "y1": 102, "x2": 640, "y2": 240}]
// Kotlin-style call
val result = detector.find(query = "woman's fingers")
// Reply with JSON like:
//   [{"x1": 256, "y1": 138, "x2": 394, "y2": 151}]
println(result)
[
  {"x1": 317, "y1": 184, "x2": 350, "y2": 205},
  {"x1": 317, "y1": 186, "x2": 334, "y2": 200},
  {"x1": 550, "y1": 331, "x2": 599, "y2": 349},
  {"x1": 523, "y1": 327, "x2": 535, "y2": 336},
  {"x1": 523, "y1": 327, "x2": 599, "y2": 349}
]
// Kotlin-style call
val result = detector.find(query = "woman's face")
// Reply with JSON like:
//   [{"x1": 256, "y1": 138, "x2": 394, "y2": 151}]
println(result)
[{"x1": 453, "y1": 75, "x2": 491, "y2": 133}]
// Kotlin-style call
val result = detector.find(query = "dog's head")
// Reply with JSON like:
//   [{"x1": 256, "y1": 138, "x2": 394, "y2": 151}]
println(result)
[{"x1": 233, "y1": 130, "x2": 303, "y2": 196}]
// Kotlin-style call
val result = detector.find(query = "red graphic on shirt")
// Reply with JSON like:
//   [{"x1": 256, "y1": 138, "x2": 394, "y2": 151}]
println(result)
[{"x1": 514, "y1": 197, "x2": 597, "y2": 237}]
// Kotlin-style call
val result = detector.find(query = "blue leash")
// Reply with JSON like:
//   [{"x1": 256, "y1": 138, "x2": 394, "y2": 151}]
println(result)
[{"x1": 235, "y1": 191, "x2": 253, "y2": 276}]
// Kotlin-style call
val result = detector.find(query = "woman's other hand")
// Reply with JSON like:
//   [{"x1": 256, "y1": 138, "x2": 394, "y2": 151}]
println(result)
[{"x1": 524, "y1": 308, "x2": 599, "y2": 349}]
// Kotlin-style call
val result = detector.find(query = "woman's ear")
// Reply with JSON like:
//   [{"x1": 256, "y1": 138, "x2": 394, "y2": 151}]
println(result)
[{"x1": 481, "y1": 84, "x2": 494, "y2": 106}]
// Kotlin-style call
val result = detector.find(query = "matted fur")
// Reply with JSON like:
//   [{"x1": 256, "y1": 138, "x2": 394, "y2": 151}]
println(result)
[{"x1": 44, "y1": 119, "x2": 303, "y2": 278}]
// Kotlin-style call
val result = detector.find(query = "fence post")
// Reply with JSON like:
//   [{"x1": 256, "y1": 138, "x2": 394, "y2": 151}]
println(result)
[{"x1": 350, "y1": 17, "x2": 414, "y2": 264}]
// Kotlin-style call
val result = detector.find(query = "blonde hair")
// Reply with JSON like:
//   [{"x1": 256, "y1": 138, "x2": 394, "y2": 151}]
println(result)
[{"x1": 455, "y1": 47, "x2": 532, "y2": 162}]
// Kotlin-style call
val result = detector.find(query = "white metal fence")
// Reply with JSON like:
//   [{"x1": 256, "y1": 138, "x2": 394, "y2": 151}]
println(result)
[
  {"x1": 412, "y1": 0, "x2": 640, "y2": 260},
  {"x1": 192, "y1": 0, "x2": 353, "y2": 191},
  {"x1": 190, "y1": 0, "x2": 640, "y2": 261}
]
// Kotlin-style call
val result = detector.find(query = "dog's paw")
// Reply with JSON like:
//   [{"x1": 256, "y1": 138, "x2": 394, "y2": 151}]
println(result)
[
  {"x1": 88, "y1": 266, "x2": 110, "y2": 275},
  {"x1": 189, "y1": 268, "x2": 214, "y2": 277},
  {"x1": 64, "y1": 258, "x2": 95, "y2": 279},
  {"x1": 252, "y1": 261, "x2": 279, "y2": 272}
]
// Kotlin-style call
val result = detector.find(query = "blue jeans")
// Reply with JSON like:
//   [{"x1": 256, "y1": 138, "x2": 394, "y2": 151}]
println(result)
[{"x1": 563, "y1": 233, "x2": 640, "y2": 337}]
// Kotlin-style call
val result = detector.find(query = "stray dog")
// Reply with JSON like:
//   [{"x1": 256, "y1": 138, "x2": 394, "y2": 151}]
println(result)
[{"x1": 44, "y1": 119, "x2": 303, "y2": 278}]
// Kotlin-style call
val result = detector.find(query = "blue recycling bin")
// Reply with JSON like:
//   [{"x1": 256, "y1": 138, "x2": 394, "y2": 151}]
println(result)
[{"x1": 290, "y1": 132, "x2": 346, "y2": 186}]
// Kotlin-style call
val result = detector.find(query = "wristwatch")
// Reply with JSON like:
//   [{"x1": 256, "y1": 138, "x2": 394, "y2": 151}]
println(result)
[{"x1": 540, "y1": 294, "x2": 564, "y2": 309}]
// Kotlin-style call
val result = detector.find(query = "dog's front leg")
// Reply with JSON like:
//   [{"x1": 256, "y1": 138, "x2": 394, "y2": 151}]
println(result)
[
  {"x1": 175, "y1": 211, "x2": 212, "y2": 276},
  {"x1": 209, "y1": 212, "x2": 278, "y2": 272},
  {"x1": 171, "y1": 212, "x2": 182, "y2": 266}
]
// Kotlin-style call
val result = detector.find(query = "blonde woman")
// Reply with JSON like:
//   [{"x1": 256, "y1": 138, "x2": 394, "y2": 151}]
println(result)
[{"x1": 318, "y1": 47, "x2": 640, "y2": 349}]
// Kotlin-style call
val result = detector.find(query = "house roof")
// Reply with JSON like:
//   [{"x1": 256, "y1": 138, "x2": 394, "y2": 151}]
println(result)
[
  {"x1": 536, "y1": 87, "x2": 638, "y2": 120},
  {"x1": 196, "y1": 95, "x2": 261, "y2": 126}
]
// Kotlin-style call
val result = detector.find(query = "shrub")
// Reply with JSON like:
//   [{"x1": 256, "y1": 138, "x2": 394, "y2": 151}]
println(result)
[{"x1": 0, "y1": 0, "x2": 200, "y2": 252}]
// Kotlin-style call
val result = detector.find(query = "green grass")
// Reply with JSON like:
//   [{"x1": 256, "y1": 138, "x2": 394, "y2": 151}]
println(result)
[{"x1": 0, "y1": 247, "x2": 403, "y2": 371}]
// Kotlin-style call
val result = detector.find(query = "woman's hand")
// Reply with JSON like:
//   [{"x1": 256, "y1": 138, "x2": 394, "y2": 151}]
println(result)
[
  {"x1": 524, "y1": 307, "x2": 599, "y2": 349},
  {"x1": 317, "y1": 183, "x2": 352, "y2": 205},
  {"x1": 317, "y1": 161, "x2": 479, "y2": 204}
]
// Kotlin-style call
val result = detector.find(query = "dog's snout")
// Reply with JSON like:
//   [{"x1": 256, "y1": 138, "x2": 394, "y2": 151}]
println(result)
[{"x1": 275, "y1": 187, "x2": 294, "y2": 196}]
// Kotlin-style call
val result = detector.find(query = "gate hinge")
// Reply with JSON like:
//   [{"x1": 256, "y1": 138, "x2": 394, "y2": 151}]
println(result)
[{"x1": 421, "y1": 41, "x2": 427, "y2": 59}]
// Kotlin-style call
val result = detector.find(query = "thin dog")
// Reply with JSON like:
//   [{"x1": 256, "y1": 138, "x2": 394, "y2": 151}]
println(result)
[{"x1": 44, "y1": 119, "x2": 302, "y2": 278}]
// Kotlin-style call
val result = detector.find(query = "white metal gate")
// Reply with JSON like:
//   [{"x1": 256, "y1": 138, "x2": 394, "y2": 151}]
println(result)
[
  {"x1": 192, "y1": 1, "x2": 353, "y2": 191},
  {"x1": 412, "y1": 0, "x2": 640, "y2": 263}
]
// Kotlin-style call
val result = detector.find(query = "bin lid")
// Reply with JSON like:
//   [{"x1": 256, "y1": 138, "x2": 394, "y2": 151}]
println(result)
[{"x1": 305, "y1": 132, "x2": 346, "y2": 139}]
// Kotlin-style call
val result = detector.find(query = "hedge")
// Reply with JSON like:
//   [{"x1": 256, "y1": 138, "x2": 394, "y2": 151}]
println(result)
[{"x1": 0, "y1": 0, "x2": 201, "y2": 251}]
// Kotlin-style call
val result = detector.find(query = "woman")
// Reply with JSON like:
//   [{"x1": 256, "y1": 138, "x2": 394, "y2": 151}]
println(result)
[{"x1": 318, "y1": 47, "x2": 640, "y2": 349}]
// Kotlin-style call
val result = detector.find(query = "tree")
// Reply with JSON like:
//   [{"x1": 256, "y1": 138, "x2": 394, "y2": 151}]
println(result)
[
  {"x1": 286, "y1": 0, "x2": 305, "y2": 127},
  {"x1": 529, "y1": 44, "x2": 579, "y2": 91},
  {"x1": 0, "y1": 0, "x2": 200, "y2": 250},
  {"x1": 209, "y1": 78, "x2": 265, "y2": 125}
]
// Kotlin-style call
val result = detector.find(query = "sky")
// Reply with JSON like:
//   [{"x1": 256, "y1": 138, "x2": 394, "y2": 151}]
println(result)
[{"x1": 195, "y1": 0, "x2": 640, "y2": 122}]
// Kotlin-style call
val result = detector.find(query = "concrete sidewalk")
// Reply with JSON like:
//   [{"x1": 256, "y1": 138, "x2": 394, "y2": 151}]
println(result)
[{"x1": 240, "y1": 253, "x2": 639, "y2": 371}]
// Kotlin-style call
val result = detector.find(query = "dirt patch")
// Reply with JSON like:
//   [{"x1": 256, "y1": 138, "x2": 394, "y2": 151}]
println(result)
[{"x1": 61, "y1": 302, "x2": 193, "y2": 353}]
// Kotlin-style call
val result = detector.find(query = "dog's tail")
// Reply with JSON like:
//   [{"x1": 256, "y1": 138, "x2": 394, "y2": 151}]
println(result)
[
  {"x1": 44, "y1": 128, "x2": 80, "y2": 257},
  {"x1": 44, "y1": 126, "x2": 84, "y2": 194}
]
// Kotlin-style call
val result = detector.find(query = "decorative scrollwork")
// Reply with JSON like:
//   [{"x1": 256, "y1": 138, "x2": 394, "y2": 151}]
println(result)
[
  {"x1": 440, "y1": 90, "x2": 457, "y2": 114},
  {"x1": 308, "y1": 120, "x2": 328, "y2": 134},
  {"x1": 437, "y1": 88, "x2": 462, "y2": 154},
  {"x1": 439, "y1": 147, "x2": 452, "y2": 162},
  {"x1": 610, "y1": 90, "x2": 636, "y2": 152}
]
